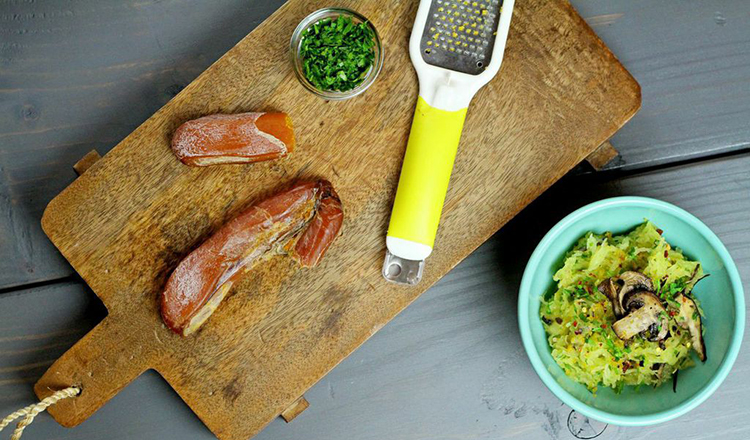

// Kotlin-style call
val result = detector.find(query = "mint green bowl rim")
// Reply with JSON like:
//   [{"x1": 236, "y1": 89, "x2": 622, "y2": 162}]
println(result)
[{"x1": 517, "y1": 196, "x2": 745, "y2": 426}]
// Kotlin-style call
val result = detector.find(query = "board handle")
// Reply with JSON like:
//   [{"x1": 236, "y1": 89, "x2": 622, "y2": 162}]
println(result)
[{"x1": 34, "y1": 316, "x2": 149, "y2": 427}]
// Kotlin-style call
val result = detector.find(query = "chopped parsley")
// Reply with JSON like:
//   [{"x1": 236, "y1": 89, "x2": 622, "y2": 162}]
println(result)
[
  {"x1": 563, "y1": 284, "x2": 590, "y2": 299},
  {"x1": 659, "y1": 279, "x2": 687, "y2": 301},
  {"x1": 627, "y1": 247, "x2": 638, "y2": 260},
  {"x1": 299, "y1": 15, "x2": 376, "y2": 92},
  {"x1": 605, "y1": 337, "x2": 624, "y2": 360},
  {"x1": 614, "y1": 380, "x2": 625, "y2": 394}
]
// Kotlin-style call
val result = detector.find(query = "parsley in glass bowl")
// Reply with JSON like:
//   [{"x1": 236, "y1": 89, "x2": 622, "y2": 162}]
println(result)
[{"x1": 291, "y1": 8, "x2": 383, "y2": 100}]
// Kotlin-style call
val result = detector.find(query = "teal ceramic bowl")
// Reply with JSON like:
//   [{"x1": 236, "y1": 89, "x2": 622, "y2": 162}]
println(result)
[{"x1": 518, "y1": 197, "x2": 744, "y2": 425}]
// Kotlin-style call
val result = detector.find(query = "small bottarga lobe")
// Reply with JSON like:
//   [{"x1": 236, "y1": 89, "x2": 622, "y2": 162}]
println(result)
[{"x1": 171, "y1": 112, "x2": 295, "y2": 166}]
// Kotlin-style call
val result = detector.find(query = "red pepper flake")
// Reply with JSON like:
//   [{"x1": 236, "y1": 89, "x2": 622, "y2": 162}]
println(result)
[
  {"x1": 656, "y1": 228, "x2": 663, "y2": 235},
  {"x1": 573, "y1": 321, "x2": 578, "y2": 327},
  {"x1": 578, "y1": 281, "x2": 582, "y2": 285},
  {"x1": 664, "y1": 250, "x2": 669, "y2": 257},
  {"x1": 601, "y1": 323, "x2": 607, "y2": 329},
  {"x1": 669, "y1": 310, "x2": 676, "y2": 317}
]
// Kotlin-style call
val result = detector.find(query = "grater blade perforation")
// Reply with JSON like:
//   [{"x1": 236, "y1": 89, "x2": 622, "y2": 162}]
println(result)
[{"x1": 420, "y1": 0, "x2": 504, "y2": 75}]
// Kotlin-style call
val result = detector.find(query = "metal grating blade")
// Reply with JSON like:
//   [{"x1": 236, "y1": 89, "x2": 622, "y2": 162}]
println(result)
[{"x1": 420, "y1": 0, "x2": 504, "y2": 75}]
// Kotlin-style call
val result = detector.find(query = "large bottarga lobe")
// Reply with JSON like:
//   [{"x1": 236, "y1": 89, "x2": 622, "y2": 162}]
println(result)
[{"x1": 161, "y1": 180, "x2": 343, "y2": 336}]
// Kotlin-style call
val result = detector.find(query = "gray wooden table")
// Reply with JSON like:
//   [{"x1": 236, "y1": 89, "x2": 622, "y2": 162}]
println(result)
[{"x1": 1, "y1": 1, "x2": 749, "y2": 439}]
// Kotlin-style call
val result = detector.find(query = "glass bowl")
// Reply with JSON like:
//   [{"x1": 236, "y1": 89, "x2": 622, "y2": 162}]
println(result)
[{"x1": 290, "y1": 8, "x2": 383, "y2": 100}]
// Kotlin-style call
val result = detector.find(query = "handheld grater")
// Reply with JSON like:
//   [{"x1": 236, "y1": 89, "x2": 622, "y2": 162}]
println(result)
[{"x1": 383, "y1": 0, "x2": 515, "y2": 285}]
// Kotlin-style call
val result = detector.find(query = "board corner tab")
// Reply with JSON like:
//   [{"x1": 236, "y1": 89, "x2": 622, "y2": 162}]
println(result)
[
  {"x1": 74, "y1": 150, "x2": 102, "y2": 176},
  {"x1": 281, "y1": 396, "x2": 309, "y2": 422},
  {"x1": 585, "y1": 141, "x2": 619, "y2": 171}
]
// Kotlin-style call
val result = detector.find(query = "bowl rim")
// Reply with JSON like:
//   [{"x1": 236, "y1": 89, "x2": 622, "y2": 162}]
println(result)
[
  {"x1": 289, "y1": 7, "x2": 384, "y2": 101},
  {"x1": 518, "y1": 196, "x2": 745, "y2": 426}
]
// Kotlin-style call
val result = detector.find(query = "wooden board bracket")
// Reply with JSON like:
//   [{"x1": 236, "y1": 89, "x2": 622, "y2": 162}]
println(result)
[
  {"x1": 585, "y1": 141, "x2": 619, "y2": 171},
  {"x1": 280, "y1": 396, "x2": 309, "y2": 423},
  {"x1": 73, "y1": 150, "x2": 102, "y2": 176}
]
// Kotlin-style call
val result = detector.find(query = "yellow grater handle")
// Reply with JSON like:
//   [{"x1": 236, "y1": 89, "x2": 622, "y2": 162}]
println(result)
[{"x1": 387, "y1": 96, "x2": 468, "y2": 249}]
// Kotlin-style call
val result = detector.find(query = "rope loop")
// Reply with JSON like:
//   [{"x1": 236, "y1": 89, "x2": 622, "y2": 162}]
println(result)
[{"x1": 0, "y1": 386, "x2": 80, "y2": 440}]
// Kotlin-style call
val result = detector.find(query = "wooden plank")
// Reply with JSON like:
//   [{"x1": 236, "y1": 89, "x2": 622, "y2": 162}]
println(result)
[
  {"x1": 33, "y1": 0, "x2": 639, "y2": 439},
  {"x1": 255, "y1": 153, "x2": 750, "y2": 440},
  {"x1": 0, "y1": 283, "x2": 103, "y2": 394},
  {"x1": 0, "y1": 282, "x2": 215, "y2": 440},
  {"x1": 572, "y1": 0, "x2": 750, "y2": 170},
  {"x1": 3, "y1": 0, "x2": 749, "y2": 290},
  {"x1": 2, "y1": 154, "x2": 749, "y2": 440},
  {"x1": 0, "y1": 0, "x2": 286, "y2": 290}
]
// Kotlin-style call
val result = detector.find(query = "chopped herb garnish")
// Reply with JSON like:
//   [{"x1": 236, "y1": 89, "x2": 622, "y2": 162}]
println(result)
[
  {"x1": 539, "y1": 221, "x2": 707, "y2": 393},
  {"x1": 600, "y1": 333, "x2": 624, "y2": 359},
  {"x1": 659, "y1": 279, "x2": 687, "y2": 301},
  {"x1": 299, "y1": 15, "x2": 376, "y2": 92},
  {"x1": 659, "y1": 310, "x2": 669, "y2": 323},
  {"x1": 614, "y1": 380, "x2": 625, "y2": 394},
  {"x1": 564, "y1": 285, "x2": 590, "y2": 300}
]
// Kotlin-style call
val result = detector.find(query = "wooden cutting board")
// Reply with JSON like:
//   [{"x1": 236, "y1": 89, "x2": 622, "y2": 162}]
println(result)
[{"x1": 35, "y1": 0, "x2": 640, "y2": 439}]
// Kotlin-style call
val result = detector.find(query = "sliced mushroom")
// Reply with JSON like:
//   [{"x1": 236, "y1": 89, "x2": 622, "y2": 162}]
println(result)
[
  {"x1": 653, "y1": 362, "x2": 667, "y2": 382},
  {"x1": 613, "y1": 291, "x2": 669, "y2": 341},
  {"x1": 652, "y1": 363, "x2": 664, "y2": 385},
  {"x1": 653, "y1": 362, "x2": 676, "y2": 385},
  {"x1": 675, "y1": 294, "x2": 706, "y2": 361},
  {"x1": 686, "y1": 264, "x2": 709, "y2": 294},
  {"x1": 597, "y1": 278, "x2": 624, "y2": 317},
  {"x1": 617, "y1": 271, "x2": 653, "y2": 308},
  {"x1": 598, "y1": 271, "x2": 653, "y2": 318}
]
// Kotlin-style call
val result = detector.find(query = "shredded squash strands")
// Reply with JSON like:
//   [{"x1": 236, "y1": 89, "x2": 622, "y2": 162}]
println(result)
[{"x1": 541, "y1": 221, "x2": 704, "y2": 393}]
